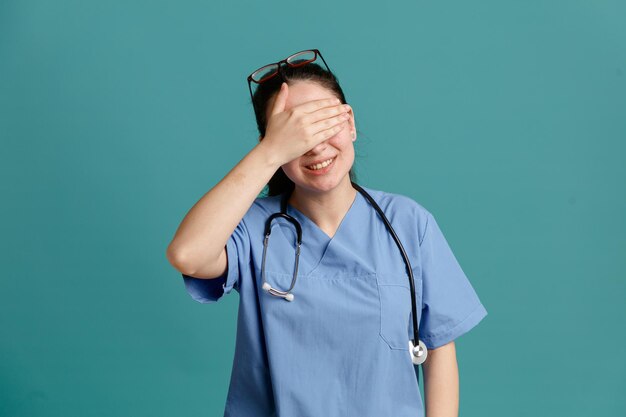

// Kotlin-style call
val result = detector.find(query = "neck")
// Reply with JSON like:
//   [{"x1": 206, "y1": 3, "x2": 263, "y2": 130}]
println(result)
[{"x1": 288, "y1": 177, "x2": 357, "y2": 238}]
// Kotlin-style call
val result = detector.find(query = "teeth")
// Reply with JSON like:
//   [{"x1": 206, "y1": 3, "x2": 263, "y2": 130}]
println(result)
[{"x1": 307, "y1": 158, "x2": 334, "y2": 170}]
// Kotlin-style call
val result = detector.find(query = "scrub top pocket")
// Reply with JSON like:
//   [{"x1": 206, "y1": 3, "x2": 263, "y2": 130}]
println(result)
[{"x1": 377, "y1": 272, "x2": 416, "y2": 350}]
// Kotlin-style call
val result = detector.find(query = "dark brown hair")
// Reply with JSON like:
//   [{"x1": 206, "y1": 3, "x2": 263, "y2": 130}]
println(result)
[{"x1": 251, "y1": 63, "x2": 357, "y2": 197}]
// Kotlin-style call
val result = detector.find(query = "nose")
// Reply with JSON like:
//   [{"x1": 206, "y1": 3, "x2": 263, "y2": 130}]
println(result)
[{"x1": 305, "y1": 140, "x2": 328, "y2": 156}]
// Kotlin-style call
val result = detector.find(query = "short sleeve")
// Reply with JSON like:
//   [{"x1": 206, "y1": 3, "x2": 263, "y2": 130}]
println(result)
[
  {"x1": 417, "y1": 211, "x2": 487, "y2": 349},
  {"x1": 181, "y1": 218, "x2": 251, "y2": 304}
]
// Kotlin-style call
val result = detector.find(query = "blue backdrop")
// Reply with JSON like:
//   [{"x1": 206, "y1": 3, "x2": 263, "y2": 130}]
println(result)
[{"x1": 1, "y1": 0, "x2": 624, "y2": 415}]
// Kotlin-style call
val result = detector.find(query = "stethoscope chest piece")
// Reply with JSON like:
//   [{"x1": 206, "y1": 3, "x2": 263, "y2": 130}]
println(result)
[{"x1": 409, "y1": 339, "x2": 428, "y2": 365}]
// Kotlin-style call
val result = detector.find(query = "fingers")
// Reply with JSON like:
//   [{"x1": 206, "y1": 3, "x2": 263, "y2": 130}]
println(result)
[
  {"x1": 306, "y1": 102, "x2": 352, "y2": 145},
  {"x1": 288, "y1": 98, "x2": 352, "y2": 141},
  {"x1": 312, "y1": 113, "x2": 350, "y2": 137},
  {"x1": 296, "y1": 97, "x2": 343, "y2": 114},
  {"x1": 306, "y1": 103, "x2": 351, "y2": 125},
  {"x1": 313, "y1": 119, "x2": 348, "y2": 142},
  {"x1": 270, "y1": 82, "x2": 289, "y2": 116}
]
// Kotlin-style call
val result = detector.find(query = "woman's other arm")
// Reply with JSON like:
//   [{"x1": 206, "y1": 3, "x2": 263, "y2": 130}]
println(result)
[{"x1": 422, "y1": 341, "x2": 459, "y2": 417}]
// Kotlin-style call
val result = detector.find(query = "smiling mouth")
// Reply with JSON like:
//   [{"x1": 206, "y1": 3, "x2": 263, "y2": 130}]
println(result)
[{"x1": 305, "y1": 157, "x2": 335, "y2": 171}]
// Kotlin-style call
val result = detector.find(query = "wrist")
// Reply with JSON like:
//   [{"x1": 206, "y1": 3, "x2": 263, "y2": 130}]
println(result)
[{"x1": 254, "y1": 139, "x2": 284, "y2": 170}]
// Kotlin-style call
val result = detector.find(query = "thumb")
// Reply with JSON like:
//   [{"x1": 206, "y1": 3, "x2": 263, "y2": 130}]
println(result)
[{"x1": 270, "y1": 82, "x2": 289, "y2": 116}]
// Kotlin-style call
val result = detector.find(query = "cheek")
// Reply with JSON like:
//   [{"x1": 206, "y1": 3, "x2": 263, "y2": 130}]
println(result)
[
  {"x1": 281, "y1": 160, "x2": 300, "y2": 177},
  {"x1": 328, "y1": 132, "x2": 353, "y2": 152}
]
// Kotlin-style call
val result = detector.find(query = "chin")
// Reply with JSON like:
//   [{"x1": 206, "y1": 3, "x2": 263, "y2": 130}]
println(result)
[
  {"x1": 291, "y1": 172, "x2": 350, "y2": 194},
  {"x1": 301, "y1": 181, "x2": 340, "y2": 193}
]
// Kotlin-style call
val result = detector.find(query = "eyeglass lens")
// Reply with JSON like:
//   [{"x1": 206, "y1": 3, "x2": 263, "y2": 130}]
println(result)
[{"x1": 250, "y1": 50, "x2": 318, "y2": 83}]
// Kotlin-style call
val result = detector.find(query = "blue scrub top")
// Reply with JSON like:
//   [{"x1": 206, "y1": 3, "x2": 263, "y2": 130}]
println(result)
[{"x1": 182, "y1": 185, "x2": 488, "y2": 417}]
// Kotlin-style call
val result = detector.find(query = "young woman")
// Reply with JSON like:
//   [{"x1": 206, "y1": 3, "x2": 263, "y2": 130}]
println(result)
[{"x1": 166, "y1": 49, "x2": 487, "y2": 417}]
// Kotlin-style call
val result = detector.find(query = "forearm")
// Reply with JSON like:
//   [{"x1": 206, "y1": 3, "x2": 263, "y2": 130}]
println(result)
[
  {"x1": 166, "y1": 142, "x2": 280, "y2": 273},
  {"x1": 422, "y1": 341, "x2": 459, "y2": 417}
]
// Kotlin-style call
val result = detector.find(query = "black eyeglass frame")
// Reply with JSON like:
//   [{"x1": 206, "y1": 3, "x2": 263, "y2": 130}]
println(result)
[{"x1": 246, "y1": 48, "x2": 334, "y2": 119}]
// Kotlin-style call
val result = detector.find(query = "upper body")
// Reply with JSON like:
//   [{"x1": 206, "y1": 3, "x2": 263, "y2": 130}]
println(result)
[
  {"x1": 166, "y1": 53, "x2": 487, "y2": 417},
  {"x1": 182, "y1": 185, "x2": 486, "y2": 417}
]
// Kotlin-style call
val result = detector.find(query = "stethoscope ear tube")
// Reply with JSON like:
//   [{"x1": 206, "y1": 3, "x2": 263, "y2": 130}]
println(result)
[
  {"x1": 262, "y1": 281, "x2": 295, "y2": 301},
  {"x1": 264, "y1": 212, "x2": 303, "y2": 245},
  {"x1": 261, "y1": 211, "x2": 301, "y2": 302}
]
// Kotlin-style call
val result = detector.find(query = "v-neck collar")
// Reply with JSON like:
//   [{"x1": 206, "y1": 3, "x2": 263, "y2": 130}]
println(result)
[
  {"x1": 268, "y1": 186, "x2": 377, "y2": 278},
  {"x1": 285, "y1": 189, "x2": 361, "y2": 241},
  {"x1": 278, "y1": 189, "x2": 364, "y2": 277}
]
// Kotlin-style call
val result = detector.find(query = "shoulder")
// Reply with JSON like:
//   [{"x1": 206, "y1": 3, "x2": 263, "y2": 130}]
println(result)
[
  {"x1": 358, "y1": 185, "x2": 432, "y2": 243},
  {"x1": 358, "y1": 184, "x2": 432, "y2": 219},
  {"x1": 238, "y1": 193, "x2": 283, "y2": 226}
]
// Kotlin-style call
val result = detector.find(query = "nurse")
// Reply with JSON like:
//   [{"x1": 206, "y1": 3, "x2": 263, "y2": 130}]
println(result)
[{"x1": 166, "y1": 49, "x2": 488, "y2": 417}]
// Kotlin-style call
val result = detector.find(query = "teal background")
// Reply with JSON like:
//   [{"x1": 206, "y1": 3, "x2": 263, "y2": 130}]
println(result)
[{"x1": 1, "y1": 0, "x2": 625, "y2": 415}]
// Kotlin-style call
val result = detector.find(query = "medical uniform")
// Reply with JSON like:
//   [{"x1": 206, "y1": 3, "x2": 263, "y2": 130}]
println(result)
[{"x1": 182, "y1": 185, "x2": 487, "y2": 417}]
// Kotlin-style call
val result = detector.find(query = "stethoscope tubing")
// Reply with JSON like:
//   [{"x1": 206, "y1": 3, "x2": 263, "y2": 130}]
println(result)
[
  {"x1": 350, "y1": 182, "x2": 420, "y2": 352},
  {"x1": 261, "y1": 181, "x2": 428, "y2": 367}
]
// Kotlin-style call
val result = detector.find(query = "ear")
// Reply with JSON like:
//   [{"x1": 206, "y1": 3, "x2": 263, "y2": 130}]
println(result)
[{"x1": 347, "y1": 107, "x2": 357, "y2": 142}]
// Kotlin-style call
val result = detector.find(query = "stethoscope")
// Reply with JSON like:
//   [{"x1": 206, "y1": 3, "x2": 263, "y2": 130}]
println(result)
[{"x1": 260, "y1": 181, "x2": 428, "y2": 366}]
